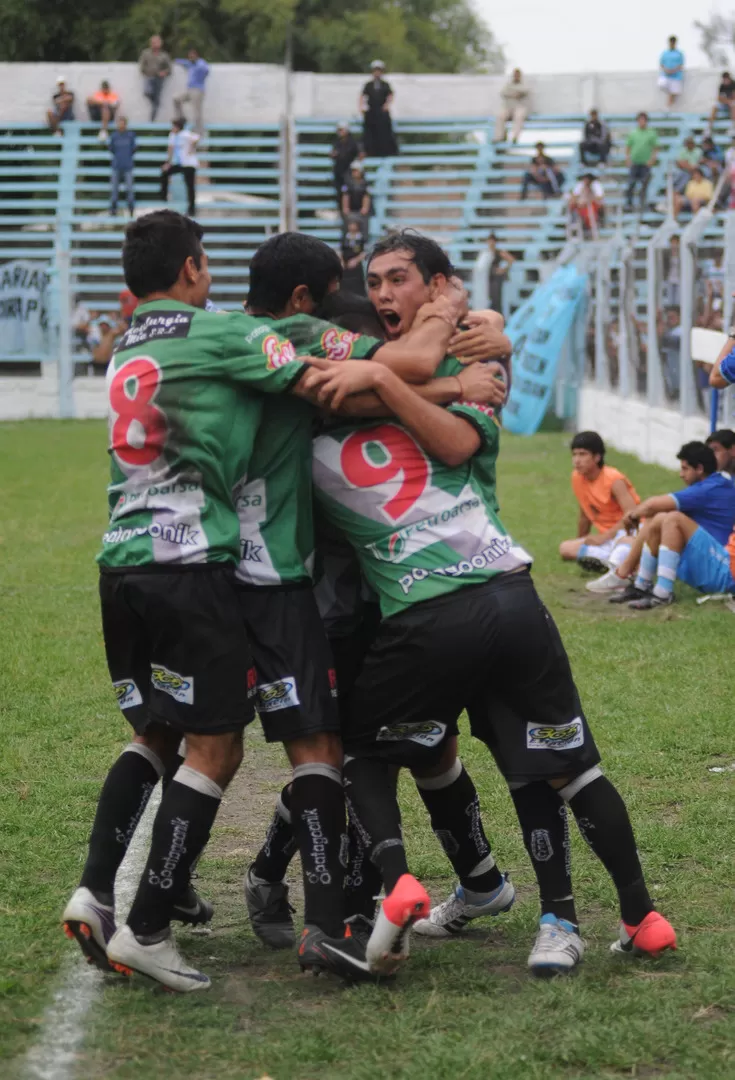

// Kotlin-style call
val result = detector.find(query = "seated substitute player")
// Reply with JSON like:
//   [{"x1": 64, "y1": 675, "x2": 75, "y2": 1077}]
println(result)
[
  {"x1": 60, "y1": 210, "x2": 359, "y2": 994},
  {"x1": 559, "y1": 431, "x2": 640, "y2": 574},
  {"x1": 604, "y1": 441, "x2": 735, "y2": 609},
  {"x1": 707, "y1": 428, "x2": 735, "y2": 477},
  {"x1": 295, "y1": 232, "x2": 677, "y2": 980},
  {"x1": 238, "y1": 238, "x2": 515, "y2": 958}
]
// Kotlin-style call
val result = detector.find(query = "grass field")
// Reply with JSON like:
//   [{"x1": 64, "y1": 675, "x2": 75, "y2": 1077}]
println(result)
[{"x1": 1, "y1": 421, "x2": 734, "y2": 1080}]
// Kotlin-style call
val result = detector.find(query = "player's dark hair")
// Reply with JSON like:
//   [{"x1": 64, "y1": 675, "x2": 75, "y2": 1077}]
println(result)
[
  {"x1": 570, "y1": 430, "x2": 605, "y2": 465},
  {"x1": 247, "y1": 232, "x2": 343, "y2": 315},
  {"x1": 707, "y1": 428, "x2": 735, "y2": 449},
  {"x1": 677, "y1": 441, "x2": 717, "y2": 475},
  {"x1": 317, "y1": 289, "x2": 385, "y2": 338},
  {"x1": 122, "y1": 210, "x2": 203, "y2": 299},
  {"x1": 366, "y1": 229, "x2": 454, "y2": 284}
]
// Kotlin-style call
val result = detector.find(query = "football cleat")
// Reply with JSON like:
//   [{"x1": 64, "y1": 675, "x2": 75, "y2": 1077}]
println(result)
[
  {"x1": 366, "y1": 874, "x2": 430, "y2": 975},
  {"x1": 172, "y1": 883, "x2": 214, "y2": 927},
  {"x1": 609, "y1": 583, "x2": 649, "y2": 605},
  {"x1": 586, "y1": 570, "x2": 629, "y2": 595},
  {"x1": 62, "y1": 887, "x2": 117, "y2": 973},
  {"x1": 244, "y1": 866, "x2": 295, "y2": 949},
  {"x1": 628, "y1": 593, "x2": 674, "y2": 610},
  {"x1": 106, "y1": 925, "x2": 211, "y2": 993},
  {"x1": 528, "y1": 914, "x2": 585, "y2": 977},
  {"x1": 610, "y1": 911, "x2": 677, "y2": 958},
  {"x1": 316, "y1": 916, "x2": 385, "y2": 983},
  {"x1": 577, "y1": 554, "x2": 610, "y2": 574},
  {"x1": 414, "y1": 874, "x2": 515, "y2": 938}
]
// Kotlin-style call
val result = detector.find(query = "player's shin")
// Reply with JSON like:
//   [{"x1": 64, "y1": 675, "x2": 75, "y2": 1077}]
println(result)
[
  {"x1": 509, "y1": 780, "x2": 577, "y2": 927},
  {"x1": 252, "y1": 783, "x2": 299, "y2": 883},
  {"x1": 344, "y1": 812, "x2": 383, "y2": 920},
  {"x1": 291, "y1": 763, "x2": 347, "y2": 938}
]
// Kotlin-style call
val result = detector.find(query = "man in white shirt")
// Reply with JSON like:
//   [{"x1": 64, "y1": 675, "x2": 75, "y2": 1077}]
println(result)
[
  {"x1": 569, "y1": 173, "x2": 605, "y2": 233},
  {"x1": 161, "y1": 119, "x2": 200, "y2": 217}
]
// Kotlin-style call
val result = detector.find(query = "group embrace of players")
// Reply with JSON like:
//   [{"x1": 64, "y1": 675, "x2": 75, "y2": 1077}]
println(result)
[{"x1": 62, "y1": 211, "x2": 676, "y2": 993}]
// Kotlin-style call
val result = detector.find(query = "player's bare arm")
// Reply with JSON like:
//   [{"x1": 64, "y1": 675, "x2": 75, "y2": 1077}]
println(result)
[
  {"x1": 709, "y1": 336, "x2": 735, "y2": 389},
  {"x1": 622, "y1": 494, "x2": 676, "y2": 531}
]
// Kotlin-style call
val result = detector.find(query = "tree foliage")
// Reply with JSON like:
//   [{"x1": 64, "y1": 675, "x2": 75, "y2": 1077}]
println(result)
[
  {"x1": 0, "y1": 0, "x2": 504, "y2": 73},
  {"x1": 695, "y1": 14, "x2": 735, "y2": 68}
]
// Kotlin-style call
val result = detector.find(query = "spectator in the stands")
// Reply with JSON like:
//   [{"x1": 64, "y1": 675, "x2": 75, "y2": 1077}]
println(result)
[
  {"x1": 340, "y1": 217, "x2": 368, "y2": 294},
  {"x1": 673, "y1": 167, "x2": 713, "y2": 219},
  {"x1": 494, "y1": 68, "x2": 530, "y2": 144},
  {"x1": 672, "y1": 135, "x2": 700, "y2": 192},
  {"x1": 709, "y1": 71, "x2": 735, "y2": 131},
  {"x1": 486, "y1": 233, "x2": 515, "y2": 314},
  {"x1": 139, "y1": 34, "x2": 171, "y2": 122},
  {"x1": 87, "y1": 313, "x2": 128, "y2": 369},
  {"x1": 47, "y1": 76, "x2": 75, "y2": 134},
  {"x1": 662, "y1": 234, "x2": 681, "y2": 307},
  {"x1": 86, "y1": 81, "x2": 120, "y2": 141},
  {"x1": 174, "y1": 48, "x2": 209, "y2": 135},
  {"x1": 520, "y1": 141, "x2": 565, "y2": 200},
  {"x1": 569, "y1": 172, "x2": 605, "y2": 234},
  {"x1": 331, "y1": 122, "x2": 361, "y2": 202},
  {"x1": 658, "y1": 35, "x2": 685, "y2": 109},
  {"x1": 624, "y1": 112, "x2": 658, "y2": 212},
  {"x1": 579, "y1": 109, "x2": 611, "y2": 165},
  {"x1": 707, "y1": 429, "x2": 735, "y2": 476},
  {"x1": 161, "y1": 118, "x2": 200, "y2": 217},
  {"x1": 108, "y1": 116, "x2": 136, "y2": 217},
  {"x1": 657, "y1": 307, "x2": 682, "y2": 398},
  {"x1": 341, "y1": 163, "x2": 371, "y2": 232},
  {"x1": 700, "y1": 135, "x2": 725, "y2": 178},
  {"x1": 360, "y1": 61, "x2": 398, "y2": 157}
]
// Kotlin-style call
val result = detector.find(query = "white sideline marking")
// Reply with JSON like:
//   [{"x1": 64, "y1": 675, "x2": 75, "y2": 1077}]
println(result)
[{"x1": 23, "y1": 789, "x2": 160, "y2": 1080}]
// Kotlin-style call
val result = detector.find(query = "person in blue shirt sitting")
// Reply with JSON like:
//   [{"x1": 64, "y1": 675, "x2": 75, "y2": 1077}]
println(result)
[
  {"x1": 601, "y1": 442, "x2": 735, "y2": 609},
  {"x1": 658, "y1": 35, "x2": 685, "y2": 110},
  {"x1": 108, "y1": 116, "x2": 137, "y2": 216},
  {"x1": 174, "y1": 47, "x2": 209, "y2": 135}
]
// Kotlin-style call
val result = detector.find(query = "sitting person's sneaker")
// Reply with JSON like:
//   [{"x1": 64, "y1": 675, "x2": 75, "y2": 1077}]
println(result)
[
  {"x1": 172, "y1": 883, "x2": 214, "y2": 927},
  {"x1": 586, "y1": 570, "x2": 629, "y2": 594},
  {"x1": 610, "y1": 911, "x2": 677, "y2": 958},
  {"x1": 609, "y1": 583, "x2": 649, "y2": 604},
  {"x1": 414, "y1": 874, "x2": 515, "y2": 938},
  {"x1": 307, "y1": 916, "x2": 381, "y2": 982},
  {"x1": 628, "y1": 592, "x2": 674, "y2": 610},
  {"x1": 366, "y1": 873, "x2": 430, "y2": 975},
  {"x1": 577, "y1": 554, "x2": 610, "y2": 574},
  {"x1": 528, "y1": 914, "x2": 585, "y2": 977},
  {"x1": 244, "y1": 865, "x2": 295, "y2": 949},
  {"x1": 62, "y1": 887, "x2": 117, "y2": 973},
  {"x1": 106, "y1": 925, "x2": 211, "y2": 993}
]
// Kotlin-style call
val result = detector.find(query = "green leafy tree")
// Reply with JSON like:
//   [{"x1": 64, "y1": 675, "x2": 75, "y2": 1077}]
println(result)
[{"x1": 696, "y1": 14, "x2": 735, "y2": 68}]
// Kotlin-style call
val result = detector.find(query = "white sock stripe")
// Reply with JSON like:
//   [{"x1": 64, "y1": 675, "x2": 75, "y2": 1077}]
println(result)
[
  {"x1": 372, "y1": 837, "x2": 404, "y2": 859},
  {"x1": 123, "y1": 743, "x2": 164, "y2": 777},
  {"x1": 558, "y1": 766, "x2": 603, "y2": 802},
  {"x1": 467, "y1": 853, "x2": 497, "y2": 877},
  {"x1": 292, "y1": 762, "x2": 342, "y2": 785},
  {"x1": 657, "y1": 566, "x2": 677, "y2": 581},
  {"x1": 174, "y1": 765, "x2": 223, "y2": 801},
  {"x1": 177, "y1": 738, "x2": 187, "y2": 757},
  {"x1": 413, "y1": 758, "x2": 462, "y2": 791},
  {"x1": 343, "y1": 754, "x2": 354, "y2": 765},
  {"x1": 275, "y1": 796, "x2": 291, "y2": 824}
]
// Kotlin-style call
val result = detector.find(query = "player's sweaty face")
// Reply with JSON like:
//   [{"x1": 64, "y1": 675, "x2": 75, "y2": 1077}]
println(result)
[
  {"x1": 366, "y1": 252, "x2": 434, "y2": 340},
  {"x1": 571, "y1": 448, "x2": 598, "y2": 477}
]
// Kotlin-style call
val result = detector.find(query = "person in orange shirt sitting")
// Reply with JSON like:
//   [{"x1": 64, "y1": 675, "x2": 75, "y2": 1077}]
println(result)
[
  {"x1": 86, "y1": 80, "x2": 120, "y2": 140},
  {"x1": 559, "y1": 431, "x2": 640, "y2": 576}
]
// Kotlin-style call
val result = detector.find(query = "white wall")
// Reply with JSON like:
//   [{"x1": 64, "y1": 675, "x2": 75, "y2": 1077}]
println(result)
[
  {"x1": 0, "y1": 62, "x2": 723, "y2": 125},
  {"x1": 578, "y1": 387, "x2": 710, "y2": 471},
  {"x1": 0, "y1": 370, "x2": 107, "y2": 420}
]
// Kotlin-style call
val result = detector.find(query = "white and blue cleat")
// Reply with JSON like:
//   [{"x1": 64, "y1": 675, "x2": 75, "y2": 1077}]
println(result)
[
  {"x1": 413, "y1": 874, "x2": 516, "y2": 938},
  {"x1": 528, "y1": 913, "x2": 585, "y2": 976}
]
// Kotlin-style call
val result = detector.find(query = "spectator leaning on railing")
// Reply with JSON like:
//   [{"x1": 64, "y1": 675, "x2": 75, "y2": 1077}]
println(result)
[
  {"x1": 579, "y1": 109, "x2": 611, "y2": 166},
  {"x1": 658, "y1": 34, "x2": 684, "y2": 110},
  {"x1": 47, "y1": 76, "x2": 75, "y2": 135},
  {"x1": 494, "y1": 68, "x2": 530, "y2": 144},
  {"x1": 174, "y1": 48, "x2": 209, "y2": 135},
  {"x1": 139, "y1": 34, "x2": 171, "y2": 122},
  {"x1": 624, "y1": 113, "x2": 658, "y2": 212}
]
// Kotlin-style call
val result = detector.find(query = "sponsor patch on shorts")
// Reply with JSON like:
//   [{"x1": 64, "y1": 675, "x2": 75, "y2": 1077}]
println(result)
[
  {"x1": 113, "y1": 678, "x2": 143, "y2": 710},
  {"x1": 150, "y1": 664, "x2": 194, "y2": 704},
  {"x1": 257, "y1": 677, "x2": 300, "y2": 713},
  {"x1": 376, "y1": 720, "x2": 447, "y2": 748},
  {"x1": 526, "y1": 719, "x2": 584, "y2": 750}
]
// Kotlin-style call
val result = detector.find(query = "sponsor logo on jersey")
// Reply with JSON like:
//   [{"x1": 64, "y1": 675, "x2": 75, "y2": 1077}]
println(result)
[
  {"x1": 240, "y1": 538, "x2": 264, "y2": 562},
  {"x1": 263, "y1": 334, "x2": 298, "y2": 370},
  {"x1": 321, "y1": 327, "x2": 360, "y2": 361},
  {"x1": 245, "y1": 324, "x2": 269, "y2": 344},
  {"x1": 116, "y1": 311, "x2": 192, "y2": 351},
  {"x1": 150, "y1": 664, "x2": 194, "y2": 704},
  {"x1": 112, "y1": 678, "x2": 143, "y2": 710},
  {"x1": 103, "y1": 522, "x2": 200, "y2": 546},
  {"x1": 526, "y1": 719, "x2": 584, "y2": 751},
  {"x1": 367, "y1": 499, "x2": 481, "y2": 564},
  {"x1": 256, "y1": 677, "x2": 300, "y2": 713},
  {"x1": 376, "y1": 720, "x2": 447, "y2": 748},
  {"x1": 397, "y1": 538, "x2": 518, "y2": 595}
]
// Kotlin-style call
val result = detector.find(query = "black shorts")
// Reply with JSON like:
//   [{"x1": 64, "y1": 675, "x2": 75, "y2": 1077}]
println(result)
[
  {"x1": 236, "y1": 583, "x2": 340, "y2": 743},
  {"x1": 99, "y1": 566, "x2": 256, "y2": 736},
  {"x1": 343, "y1": 570, "x2": 600, "y2": 782}
]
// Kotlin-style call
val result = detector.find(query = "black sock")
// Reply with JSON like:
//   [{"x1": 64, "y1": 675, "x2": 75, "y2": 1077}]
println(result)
[
  {"x1": 344, "y1": 811, "x2": 383, "y2": 921},
  {"x1": 251, "y1": 784, "x2": 298, "y2": 883},
  {"x1": 80, "y1": 744, "x2": 163, "y2": 901},
  {"x1": 161, "y1": 745, "x2": 185, "y2": 793},
  {"x1": 414, "y1": 761, "x2": 503, "y2": 893},
  {"x1": 344, "y1": 758, "x2": 407, "y2": 894},
  {"x1": 290, "y1": 764, "x2": 347, "y2": 937},
  {"x1": 510, "y1": 781, "x2": 578, "y2": 927},
  {"x1": 127, "y1": 767, "x2": 222, "y2": 938},
  {"x1": 564, "y1": 773, "x2": 654, "y2": 926}
]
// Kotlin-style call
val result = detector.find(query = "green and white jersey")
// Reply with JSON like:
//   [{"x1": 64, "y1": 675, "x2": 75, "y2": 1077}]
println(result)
[
  {"x1": 98, "y1": 299, "x2": 306, "y2": 570},
  {"x1": 234, "y1": 314, "x2": 382, "y2": 586},
  {"x1": 312, "y1": 396, "x2": 532, "y2": 618}
]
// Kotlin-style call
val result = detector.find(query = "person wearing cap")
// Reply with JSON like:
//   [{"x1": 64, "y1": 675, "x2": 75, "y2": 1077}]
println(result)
[
  {"x1": 87, "y1": 80, "x2": 121, "y2": 141},
  {"x1": 360, "y1": 61, "x2": 398, "y2": 157},
  {"x1": 47, "y1": 77, "x2": 75, "y2": 134},
  {"x1": 86, "y1": 312, "x2": 127, "y2": 369},
  {"x1": 330, "y1": 122, "x2": 361, "y2": 202}
]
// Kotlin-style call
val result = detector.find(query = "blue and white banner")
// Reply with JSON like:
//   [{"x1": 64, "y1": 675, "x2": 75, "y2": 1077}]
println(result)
[
  {"x1": 0, "y1": 260, "x2": 51, "y2": 356},
  {"x1": 503, "y1": 265, "x2": 589, "y2": 435}
]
